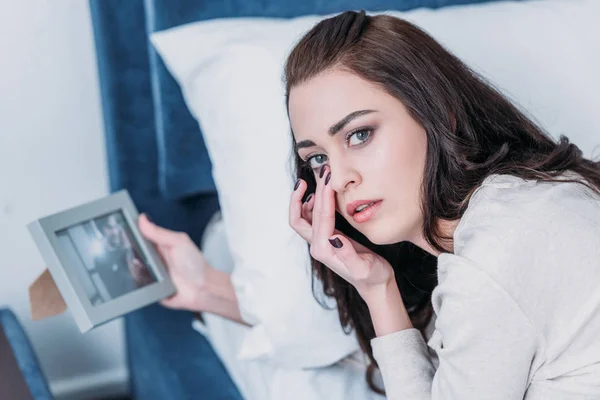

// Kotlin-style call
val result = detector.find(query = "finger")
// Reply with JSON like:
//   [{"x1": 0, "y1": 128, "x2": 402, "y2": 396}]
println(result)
[
  {"x1": 314, "y1": 165, "x2": 336, "y2": 245},
  {"x1": 159, "y1": 295, "x2": 180, "y2": 309},
  {"x1": 321, "y1": 167, "x2": 336, "y2": 233},
  {"x1": 310, "y1": 232, "x2": 361, "y2": 282},
  {"x1": 310, "y1": 165, "x2": 339, "y2": 269},
  {"x1": 289, "y1": 178, "x2": 307, "y2": 224},
  {"x1": 332, "y1": 229, "x2": 371, "y2": 254},
  {"x1": 328, "y1": 234, "x2": 364, "y2": 276},
  {"x1": 138, "y1": 213, "x2": 183, "y2": 246},
  {"x1": 289, "y1": 179, "x2": 313, "y2": 241},
  {"x1": 155, "y1": 244, "x2": 172, "y2": 269},
  {"x1": 311, "y1": 166, "x2": 325, "y2": 243},
  {"x1": 301, "y1": 193, "x2": 315, "y2": 224}
]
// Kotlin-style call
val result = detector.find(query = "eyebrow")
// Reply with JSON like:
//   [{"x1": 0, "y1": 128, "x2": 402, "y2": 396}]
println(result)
[{"x1": 294, "y1": 109, "x2": 377, "y2": 152}]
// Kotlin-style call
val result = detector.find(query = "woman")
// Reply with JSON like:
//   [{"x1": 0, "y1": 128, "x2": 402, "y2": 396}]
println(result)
[
  {"x1": 285, "y1": 10, "x2": 600, "y2": 399},
  {"x1": 139, "y1": 10, "x2": 600, "y2": 399}
]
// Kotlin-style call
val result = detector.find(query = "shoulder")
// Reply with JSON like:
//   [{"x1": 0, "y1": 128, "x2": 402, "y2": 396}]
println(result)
[
  {"x1": 434, "y1": 173, "x2": 600, "y2": 371},
  {"x1": 444, "y1": 171, "x2": 600, "y2": 314},
  {"x1": 454, "y1": 171, "x2": 600, "y2": 257}
]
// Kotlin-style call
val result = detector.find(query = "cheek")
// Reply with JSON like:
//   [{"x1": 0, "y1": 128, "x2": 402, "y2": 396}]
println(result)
[
  {"x1": 379, "y1": 126, "x2": 426, "y2": 178},
  {"x1": 360, "y1": 127, "x2": 427, "y2": 210},
  {"x1": 358, "y1": 131, "x2": 408, "y2": 180}
]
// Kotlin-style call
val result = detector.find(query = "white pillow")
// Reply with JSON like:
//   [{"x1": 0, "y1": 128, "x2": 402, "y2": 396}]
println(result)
[
  {"x1": 150, "y1": 0, "x2": 600, "y2": 368},
  {"x1": 153, "y1": 16, "x2": 362, "y2": 369}
]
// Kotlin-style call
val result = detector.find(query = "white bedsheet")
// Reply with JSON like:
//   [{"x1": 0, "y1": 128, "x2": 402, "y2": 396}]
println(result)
[{"x1": 197, "y1": 211, "x2": 387, "y2": 400}]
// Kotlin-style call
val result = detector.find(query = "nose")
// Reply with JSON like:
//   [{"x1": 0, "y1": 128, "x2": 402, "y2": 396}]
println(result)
[{"x1": 327, "y1": 157, "x2": 360, "y2": 194}]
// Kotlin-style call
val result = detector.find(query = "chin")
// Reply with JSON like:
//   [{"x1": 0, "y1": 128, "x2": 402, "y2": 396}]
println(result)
[
  {"x1": 360, "y1": 224, "x2": 404, "y2": 246},
  {"x1": 368, "y1": 235, "x2": 399, "y2": 246}
]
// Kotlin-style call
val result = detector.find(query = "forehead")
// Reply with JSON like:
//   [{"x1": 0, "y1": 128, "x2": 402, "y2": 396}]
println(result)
[{"x1": 288, "y1": 69, "x2": 389, "y2": 138}]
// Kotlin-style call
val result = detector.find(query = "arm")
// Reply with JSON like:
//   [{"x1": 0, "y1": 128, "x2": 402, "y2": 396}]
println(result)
[
  {"x1": 137, "y1": 213, "x2": 251, "y2": 327},
  {"x1": 368, "y1": 255, "x2": 544, "y2": 400},
  {"x1": 194, "y1": 264, "x2": 251, "y2": 327},
  {"x1": 364, "y1": 277, "x2": 413, "y2": 337}
]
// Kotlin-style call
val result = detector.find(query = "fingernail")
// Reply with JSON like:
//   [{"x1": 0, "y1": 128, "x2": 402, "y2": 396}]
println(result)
[
  {"x1": 329, "y1": 237, "x2": 343, "y2": 249},
  {"x1": 294, "y1": 179, "x2": 300, "y2": 190},
  {"x1": 319, "y1": 165, "x2": 326, "y2": 178},
  {"x1": 145, "y1": 213, "x2": 153, "y2": 222},
  {"x1": 325, "y1": 172, "x2": 331, "y2": 185},
  {"x1": 303, "y1": 193, "x2": 314, "y2": 203}
]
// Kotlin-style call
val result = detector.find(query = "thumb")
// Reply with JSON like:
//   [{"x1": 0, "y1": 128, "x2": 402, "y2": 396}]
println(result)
[
  {"x1": 138, "y1": 213, "x2": 179, "y2": 246},
  {"x1": 328, "y1": 234, "x2": 362, "y2": 271},
  {"x1": 159, "y1": 293, "x2": 180, "y2": 309}
]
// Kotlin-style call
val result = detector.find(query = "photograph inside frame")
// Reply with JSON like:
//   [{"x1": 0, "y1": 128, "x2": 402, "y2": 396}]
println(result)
[{"x1": 55, "y1": 210, "x2": 158, "y2": 307}]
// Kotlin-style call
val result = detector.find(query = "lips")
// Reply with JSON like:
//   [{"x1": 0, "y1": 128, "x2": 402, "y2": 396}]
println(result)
[{"x1": 346, "y1": 199, "x2": 382, "y2": 217}]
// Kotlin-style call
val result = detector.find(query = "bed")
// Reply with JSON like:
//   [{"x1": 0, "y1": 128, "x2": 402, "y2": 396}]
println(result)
[{"x1": 86, "y1": 0, "x2": 600, "y2": 398}]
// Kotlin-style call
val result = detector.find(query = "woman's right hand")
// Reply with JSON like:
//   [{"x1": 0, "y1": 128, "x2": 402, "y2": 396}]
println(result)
[
  {"x1": 289, "y1": 176, "x2": 371, "y2": 254},
  {"x1": 138, "y1": 213, "x2": 211, "y2": 312},
  {"x1": 289, "y1": 167, "x2": 395, "y2": 304}
]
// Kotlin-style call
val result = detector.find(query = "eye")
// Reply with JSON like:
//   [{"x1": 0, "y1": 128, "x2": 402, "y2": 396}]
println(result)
[
  {"x1": 347, "y1": 129, "x2": 372, "y2": 146},
  {"x1": 305, "y1": 153, "x2": 328, "y2": 169}
]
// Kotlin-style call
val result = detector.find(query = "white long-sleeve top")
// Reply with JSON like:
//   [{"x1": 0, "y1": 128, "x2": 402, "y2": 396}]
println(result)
[{"x1": 371, "y1": 172, "x2": 600, "y2": 399}]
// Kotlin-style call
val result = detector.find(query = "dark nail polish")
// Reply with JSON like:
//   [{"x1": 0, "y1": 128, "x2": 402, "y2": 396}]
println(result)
[
  {"x1": 319, "y1": 165, "x2": 326, "y2": 178},
  {"x1": 329, "y1": 238, "x2": 343, "y2": 249},
  {"x1": 146, "y1": 213, "x2": 153, "y2": 222},
  {"x1": 303, "y1": 193, "x2": 314, "y2": 203},
  {"x1": 294, "y1": 179, "x2": 300, "y2": 190},
  {"x1": 325, "y1": 172, "x2": 331, "y2": 185}
]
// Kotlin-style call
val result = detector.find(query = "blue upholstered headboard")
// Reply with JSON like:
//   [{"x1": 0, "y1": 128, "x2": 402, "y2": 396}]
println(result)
[{"x1": 88, "y1": 0, "x2": 508, "y2": 240}]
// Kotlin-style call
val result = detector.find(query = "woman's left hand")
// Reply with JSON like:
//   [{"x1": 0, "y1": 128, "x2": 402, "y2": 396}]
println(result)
[{"x1": 307, "y1": 165, "x2": 395, "y2": 301}]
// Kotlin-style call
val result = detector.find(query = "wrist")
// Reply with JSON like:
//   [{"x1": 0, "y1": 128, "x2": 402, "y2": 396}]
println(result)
[
  {"x1": 191, "y1": 264, "x2": 250, "y2": 326},
  {"x1": 365, "y1": 278, "x2": 413, "y2": 337},
  {"x1": 192, "y1": 264, "x2": 220, "y2": 312},
  {"x1": 359, "y1": 274, "x2": 397, "y2": 306}
]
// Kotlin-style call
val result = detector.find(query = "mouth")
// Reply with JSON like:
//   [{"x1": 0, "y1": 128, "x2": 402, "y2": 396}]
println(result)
[{"x1": 346, "y1": 200, "x2": 383, "y2": 224}]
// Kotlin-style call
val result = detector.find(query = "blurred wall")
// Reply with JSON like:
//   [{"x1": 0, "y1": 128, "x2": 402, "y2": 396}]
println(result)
[{"x1": 0, "y1": 1, "x2": 128, "y2": 398}]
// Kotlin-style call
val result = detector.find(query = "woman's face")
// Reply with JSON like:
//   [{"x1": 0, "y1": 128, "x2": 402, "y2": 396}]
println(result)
[{"x1": 288, "y1": 69, "x2": 428, "y2": 245}]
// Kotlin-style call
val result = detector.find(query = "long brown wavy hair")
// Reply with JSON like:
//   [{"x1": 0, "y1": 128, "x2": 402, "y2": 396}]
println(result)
[{"x1": 284, "y1": 10, "x2": 600, "y2": 394}]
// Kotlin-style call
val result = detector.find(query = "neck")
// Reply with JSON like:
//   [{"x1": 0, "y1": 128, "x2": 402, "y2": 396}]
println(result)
[{"x1": 411, "y1": 218, "x2": 460, "y2": 257}]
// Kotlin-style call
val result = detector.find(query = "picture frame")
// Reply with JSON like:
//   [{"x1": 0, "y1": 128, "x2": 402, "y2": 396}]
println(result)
[{"x1": 27, "y1": 190, "x2": 176, "y2": 332}]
